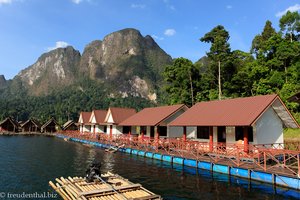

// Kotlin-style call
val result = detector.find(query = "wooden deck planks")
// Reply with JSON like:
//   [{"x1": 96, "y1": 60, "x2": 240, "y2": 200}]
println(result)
[{"x1": 49, "y1": 172, "x2": 161, "y2": 200}]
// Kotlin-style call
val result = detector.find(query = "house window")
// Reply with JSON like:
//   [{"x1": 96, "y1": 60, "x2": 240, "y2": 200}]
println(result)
[
  {"x1": 158, "y1": 126, "x2": 167, "y2": 137},
  {"x1": 123, "y1": 126, "x2": 131, "y2": 134},
  {"x1": 103, "y1": 126, "x2": 107, "y2": 133},
  {"x1": 235, "y1": 127, "x2": 253, "y2": 142},
  {"x1": 197, "y1": 126, "x2": 209, "y2": 139},
  {"x1": 140, "y1": 126, "x2": 147, "y2": 134},
  {"x1": 249, "y1": 127, "x2": 253, "y2": 142}
]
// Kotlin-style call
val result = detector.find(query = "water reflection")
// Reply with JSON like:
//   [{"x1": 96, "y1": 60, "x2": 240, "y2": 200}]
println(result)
[{"x1": 0, "y1": 136, "x2": 299, "y2": 200}]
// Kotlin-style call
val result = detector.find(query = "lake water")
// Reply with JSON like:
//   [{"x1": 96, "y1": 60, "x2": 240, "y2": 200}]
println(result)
[{"x1": 0, "y1": 135, "x2": 298, "y2": 200}]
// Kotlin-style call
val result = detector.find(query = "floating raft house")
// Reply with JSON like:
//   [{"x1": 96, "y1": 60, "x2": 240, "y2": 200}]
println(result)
[{"x1": 49, "y1": 172, "x2": 161, "y2": 200}]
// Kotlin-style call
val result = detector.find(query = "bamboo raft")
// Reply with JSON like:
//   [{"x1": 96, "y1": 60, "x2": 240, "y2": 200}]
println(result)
[{"x1": 49, "y1": 172, "x2": 162, "y2": 200}]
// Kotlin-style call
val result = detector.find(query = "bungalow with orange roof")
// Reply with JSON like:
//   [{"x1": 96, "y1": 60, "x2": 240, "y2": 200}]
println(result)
[
  {"x1": 0, "y1": 117, "x2": 20, "y2": 132},
  {"x1": 89, "y1": 109, "x2": 107, "y2": 134},
  {"x1": 104, "y1": 107, "x2": 136, "y2": 136},
  {"x1": 21, "y1": 118, "x2": 41, "y2": 132},
  {"x1": 170, "y1": 94, "x2": 299, "y2": 152},
  {"x1": 78, "y1": 112, "x2": 92, "y2": 133},
  {"x1": 120, "y1": 104, "x2": 188, "y2": 138},
  {"x1": 62, "y1": 120, "x2": 78, "y2": 131},
  {"x1": 41, "y1": 118, "x2": 61, "y2": 133}
]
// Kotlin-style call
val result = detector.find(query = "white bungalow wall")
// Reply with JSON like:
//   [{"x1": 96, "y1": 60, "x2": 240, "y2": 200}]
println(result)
[
  {"x1": 226, "y1": 127, "x2": 235, "y2": 143},
  {"x1": 91, "y1": 125, "x2": 95, "y2": 133},
  {"x1": 106, "y1": 112, "x2": 114, "y2": 124},
  {"x1": 116, "y1": 126, "x2": 123, "y2": 135},
  {"x1": 107, "y1": 125, "x2": 123, "y2": 135},
  {"x1": 168, "y1": 126, "x2": 182, "y2": 138},
  {"x1": 254, "y1": 107, "x2": 283, "y2": 144},
  {"x1": 83, "y1": 125, "x2": 91, "y2": 132},
  {"x1": 162, "y1": 109, "x2": 187, "y2": 138},
  {"x1": 187, "y1": 127, "x2": 196, "y2": 139},
  {"x1": 130, "y1": 126, "x2": 138, "y2": 135},
  {"x1": 95, "y1": 125, "x2": 105, "y2": 133},
  {"x1": 146, "y1": 126, "x2": 151, "y2": 136},
  {"x1": 90, "y1": 114, "x2": 97, "y2": 123}
]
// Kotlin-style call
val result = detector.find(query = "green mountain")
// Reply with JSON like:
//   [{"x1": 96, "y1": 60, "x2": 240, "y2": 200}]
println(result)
[
  {"x1": 12, "y1": 28, "x2": 171, "y2": 99},
  {"x1": 0, "y1": 28, "x2": 172, "y2": 122}
]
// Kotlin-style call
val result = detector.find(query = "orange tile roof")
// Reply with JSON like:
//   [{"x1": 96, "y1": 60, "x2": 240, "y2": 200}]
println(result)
[
  {"x1": 120, "y1": 104, "x2": 187, "y2": 126},
  {"x1": 170, "y1": 94, "x2": 297, "y2": 127},
  {"x1": 79, "y1": 112, "x2": 92, "y2": 124},
  {"x1": 108, "y1": 107, "x2": 136, "y2": 124},
  {"x1": 92, "y1": 110, "x2": 107, "y2": 124}
]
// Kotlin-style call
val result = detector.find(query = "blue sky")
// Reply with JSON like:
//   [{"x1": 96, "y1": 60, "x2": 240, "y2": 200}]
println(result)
[{"x1": 0, "y1": 0, "x2": 299, "y2": 79}]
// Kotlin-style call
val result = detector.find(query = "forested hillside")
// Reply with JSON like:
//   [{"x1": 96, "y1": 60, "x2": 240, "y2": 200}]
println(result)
[
  {"x1": 163, "y1": 11, "x2": 300, "y2": 122},
  {"x1": 0, "y1": 78, "x2": 155, "y2": 124}
]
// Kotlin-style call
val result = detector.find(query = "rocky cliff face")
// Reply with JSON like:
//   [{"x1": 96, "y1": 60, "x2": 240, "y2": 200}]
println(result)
[
  {"x1": 79, "y1": 28, "x2": 172, "y2": 100},
  {"x1": 12, "y1": 28, "x2": 172, "y2": 99},
  {"x1": 16, "y1": 46, "x2": 81, "y2": 95},
  {"x1": 0, "y1": 75, "x2": 7, "y2": 89}
]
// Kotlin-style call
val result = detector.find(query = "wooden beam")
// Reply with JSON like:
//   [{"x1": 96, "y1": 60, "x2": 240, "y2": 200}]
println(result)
[{"x1": 79, "y1": 184, "x2": 142, "y2": 196}]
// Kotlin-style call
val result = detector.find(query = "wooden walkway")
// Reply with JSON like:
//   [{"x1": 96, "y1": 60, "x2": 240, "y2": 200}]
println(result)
[{"x1": 59, "y1": 131, "x2": 300, "y2": 179}]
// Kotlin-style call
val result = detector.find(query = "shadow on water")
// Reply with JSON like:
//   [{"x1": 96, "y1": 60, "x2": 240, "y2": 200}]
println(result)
[{"x1": 0, "y1": 136, "x2": 299, "y2": 200}]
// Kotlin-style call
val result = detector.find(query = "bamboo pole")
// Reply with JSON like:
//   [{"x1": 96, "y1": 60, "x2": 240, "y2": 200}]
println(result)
[
  {"x1": 61, "y1": 177, "x2": 81, "y2": 199},
  {"x1": 55, "y1": 178, "x2": 77, "y2": 200},
  {"x1": 56, "y1": 183, "x2": 73, "y2": 200},
  {"x1": 49, "y1": 181, "x2": 70, "y2": 200}
]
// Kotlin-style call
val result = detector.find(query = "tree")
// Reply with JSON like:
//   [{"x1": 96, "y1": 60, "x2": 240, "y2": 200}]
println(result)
[
  {"x1": 200, "y1": 25, "x2": 231, "y2": 100},
  {"x1": 251, "y1": 20, "x2": 276, "y2": 58},
  {"x1": 163, "y1": 58, "x2": 200, "y2": 106},
  {"x1": 279, "y1": 11, "x2": 300, "y2": 42},
  {"x1": 275, "y1": 37, "x2": 300, "y2": 82}
]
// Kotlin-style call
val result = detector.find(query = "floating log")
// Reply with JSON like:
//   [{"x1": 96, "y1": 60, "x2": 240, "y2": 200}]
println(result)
[{"x1": 49, "y1": 172, "x2": 162, "y2": 200}]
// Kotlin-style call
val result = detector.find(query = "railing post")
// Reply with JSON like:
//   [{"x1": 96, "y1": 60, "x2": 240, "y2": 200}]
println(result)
[
  {"x1": 156, "y1": 126, "x2": 160, "y2": 142},
  {"x1": 109, "y1": 125, "x2": 113, "y2": 140},
  {"x1": 183, "y1": 126, "x2": 187, "y2": 142},
  {"x1": 298, "y1": 154, "x2": 300, "y2": 178},
  {"x1": 244, "y1": 126, "x2": 249, "y2": 153},
  {"x1": 141, "y1": 130, "x2": 144, "y2": 140},
  {"x1": 264, "y1": 151, "x2": 267, "y2": 171},
  {"x1": 209, "y1": 126, "x2": 213, "y2": 152}
]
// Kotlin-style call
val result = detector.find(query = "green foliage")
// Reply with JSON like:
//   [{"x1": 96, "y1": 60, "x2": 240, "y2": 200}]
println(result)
[
  {"x1": 284, "y1": 128, "x2": 300, "y2": 141},
  {"x1": 279, "y1": 11, "x2": 300, "y2": 41},
  {"x1": 163, "y1": 58, "x2": 201, "y2": 106},
  {"x1": 164, "y1": 15, "x2": 300, "y2": 121},
  {"x1": 251, "y1": 20, "x2": 277, "y2": 57},
  {"x1": 0, "y1": 78, "x2": 154, "y2": 124},
  {"x1": 200, "y1": 25, "x2": 231, "y2": 60}
]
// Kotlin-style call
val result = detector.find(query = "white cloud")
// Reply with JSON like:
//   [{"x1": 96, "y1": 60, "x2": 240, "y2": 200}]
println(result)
[
  {"x1": 276, "y1": 4, "x2": 300, "y2": 17},
  {"x1": 151, "y1": 35, "x2": 164, "y2": 40},
  {"x1": 163, "y1": 0, "x2": 175, "y2": 11},
  {"x1": 0, "y1": 0, "x2": 13, "y2": 6},
  {"x1": 71, "y1": 0, "x2": 83, "y2": 4},
  {"x1": 226, "y1": 5, "x2": 232, "y2": 9},
  {"x1": 131, "y1": 4, "x2": 146, "y2": 9},
  {"x1": 47, "y1": 41, "x2": 69, "y2": 51},
  {"x1": 164, "y1": 29, "x2": 176, "y2": 36},
  {"x1": 168, "y1": 5, "x2": 175, "y2": 10}
]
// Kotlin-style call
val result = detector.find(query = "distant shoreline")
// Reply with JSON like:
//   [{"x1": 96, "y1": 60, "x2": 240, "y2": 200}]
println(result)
[{"x1": 0, "y1": 132, "x2": 56, "y2": 137}]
